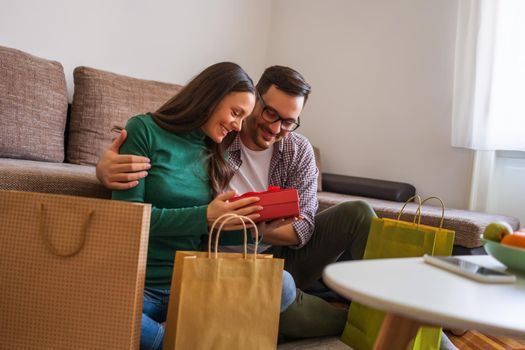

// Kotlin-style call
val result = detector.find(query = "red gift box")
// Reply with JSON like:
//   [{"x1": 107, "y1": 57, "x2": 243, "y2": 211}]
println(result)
[{"x1": 230, "y1": 186, "x2": 300, "y2": 222}]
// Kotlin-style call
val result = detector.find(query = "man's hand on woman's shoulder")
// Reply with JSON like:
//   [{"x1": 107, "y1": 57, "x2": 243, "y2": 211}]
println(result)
[{"x1": 96, "y1": 129, "x2": 151, "y2": 190}]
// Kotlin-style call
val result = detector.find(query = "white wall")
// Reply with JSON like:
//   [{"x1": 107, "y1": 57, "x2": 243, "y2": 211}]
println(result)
[
  {"x1": 1, "y1": 0, "x2": 475, "y2": 209},
  {"x1": 0, "y1": 0, "x2": 272, "y2": 99},
  {"x1": 265, "y1": 0, "x2": 474, "y2": 209}
]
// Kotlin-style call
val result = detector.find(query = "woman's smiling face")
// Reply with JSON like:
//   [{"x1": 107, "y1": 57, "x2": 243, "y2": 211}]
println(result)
[{"x1": 201, "y1": 91, "x2": 256, "y2": 143}]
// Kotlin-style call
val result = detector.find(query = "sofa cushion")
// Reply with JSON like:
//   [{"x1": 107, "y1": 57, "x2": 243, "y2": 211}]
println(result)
[
  {"x1": 67, "y1": 66, "x2": 182, "y2": 165},
  {"x1": 0, "y1": 158, "x2": 110, "y2": 199},
  {"x1": 0, "y1": 45, "x2": 68, "y2": 162}
]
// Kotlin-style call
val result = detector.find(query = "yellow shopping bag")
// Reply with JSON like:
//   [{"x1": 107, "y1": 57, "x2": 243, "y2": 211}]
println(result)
[
  {"x1": 341, "y1": 196, "x2": 455, "y2": 350},
  {"x1": 163, "y1": 214, "x2": 284, "y2": 350}
]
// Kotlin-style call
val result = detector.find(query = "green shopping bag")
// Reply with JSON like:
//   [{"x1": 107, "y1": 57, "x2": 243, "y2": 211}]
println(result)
[{"x1": 340, "y1": 196, "x2": 455, "y2": 350}]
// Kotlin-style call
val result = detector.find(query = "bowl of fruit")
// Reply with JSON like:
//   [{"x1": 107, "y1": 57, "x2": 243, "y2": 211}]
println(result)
[{"x1": 482, "y1": 222, "x2": 525, "y2": 273}]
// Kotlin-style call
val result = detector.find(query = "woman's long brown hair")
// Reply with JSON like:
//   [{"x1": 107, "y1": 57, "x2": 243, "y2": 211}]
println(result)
[{"x1": 149, "y1": 62, "x2": 255, "y2": 196}]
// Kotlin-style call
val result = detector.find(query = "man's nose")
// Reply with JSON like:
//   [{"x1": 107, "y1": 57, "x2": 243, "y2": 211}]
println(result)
[{"x1": 268, "y1": 120, "x2": 282, "y2": 134}]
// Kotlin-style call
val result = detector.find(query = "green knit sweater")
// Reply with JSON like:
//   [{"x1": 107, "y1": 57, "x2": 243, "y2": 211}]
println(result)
[{"x1": 112, "y1": 114, "x2": 211, "y2": 289}]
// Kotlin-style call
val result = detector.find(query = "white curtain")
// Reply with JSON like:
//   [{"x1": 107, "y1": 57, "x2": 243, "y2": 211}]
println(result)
[{"x1": 452, "y1": 0, "x2": 525, "y2": 152}]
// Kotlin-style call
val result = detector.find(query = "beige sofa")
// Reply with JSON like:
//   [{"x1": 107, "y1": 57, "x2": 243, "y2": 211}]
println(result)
[{"x1": 0, "y1": 44, "x2": 520, "y2": 253}]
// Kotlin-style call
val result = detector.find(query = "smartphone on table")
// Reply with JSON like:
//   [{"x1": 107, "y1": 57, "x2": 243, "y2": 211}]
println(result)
[{"x1": 423, "y1": 255, "x2": 516, "y2": 283}]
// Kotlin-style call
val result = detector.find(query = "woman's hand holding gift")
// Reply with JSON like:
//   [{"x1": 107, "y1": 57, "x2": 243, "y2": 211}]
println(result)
[{"x1": 207, "y1": 191, "x2": 262, "y2": 230}]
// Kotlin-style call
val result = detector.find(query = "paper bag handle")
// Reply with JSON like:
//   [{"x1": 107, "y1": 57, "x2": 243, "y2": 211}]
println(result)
[
  {"x1": 216, "y1": 215, "x2": 258, "y2": 259},
  {"x1": 419, "y1": 196, "x2": 446, "y2": 228},
  {"x1": 396, "y1": 195, "x2": 422, "y2": 223},
  {"x1": 208, "y1": 213, "x2": 259, "y2": 259},
  {"x1": 208, "y1": 213, "x2": 247, "y2": 257},
  {"x1": 38, "y1": 203, "x2": 94, "y2": 257},
  {"x1": 396, "y1": 195, "x2": 446, "y2": 228}
]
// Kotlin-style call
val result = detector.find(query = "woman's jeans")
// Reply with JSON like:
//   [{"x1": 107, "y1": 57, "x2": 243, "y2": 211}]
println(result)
[{"x1": 140, "y1": 270, "x2": 297, "y2": 350}]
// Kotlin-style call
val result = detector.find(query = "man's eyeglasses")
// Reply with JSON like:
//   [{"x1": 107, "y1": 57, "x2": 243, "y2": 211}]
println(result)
[{"x1": 257, "y1": 93, "x2": 300, "y2": 131}]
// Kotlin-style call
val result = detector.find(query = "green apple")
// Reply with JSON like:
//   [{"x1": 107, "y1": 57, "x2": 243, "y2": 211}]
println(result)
[{"x1": 483, "y1": 221, "x2": 513, "y2": 242}]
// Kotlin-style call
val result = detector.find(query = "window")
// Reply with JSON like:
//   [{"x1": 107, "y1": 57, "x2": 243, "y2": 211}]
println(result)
[{"x1": 452, "y1": 0, "x2": 525, "y2": 152}]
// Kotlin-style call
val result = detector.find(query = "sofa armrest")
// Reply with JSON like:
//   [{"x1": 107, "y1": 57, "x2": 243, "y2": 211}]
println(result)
[
  {"x1": 317, "y1": 191, "x2": 520, "y2": 248},
  {"x1": 321, "y1": 173, "x2": 416, "y2": 202}
]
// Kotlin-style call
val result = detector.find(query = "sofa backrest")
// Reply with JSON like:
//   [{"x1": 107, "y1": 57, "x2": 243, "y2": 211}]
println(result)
[
  {"x1": 67, "y1": 66, "x2": 183, "y2": 166},
  {"x1": 0, "y1": 45, "x2": 68, "y2": 163}
]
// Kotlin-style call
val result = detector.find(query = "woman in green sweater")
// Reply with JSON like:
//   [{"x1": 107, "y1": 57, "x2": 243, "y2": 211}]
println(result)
[{"x1": 112, "y1": 62, "x2": 297, "y2": 350}]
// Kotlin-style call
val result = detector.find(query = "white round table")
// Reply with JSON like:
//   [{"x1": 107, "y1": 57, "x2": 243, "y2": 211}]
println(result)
[{"x1": 323, "y1": 255, "x2": 525, "y2": 349}]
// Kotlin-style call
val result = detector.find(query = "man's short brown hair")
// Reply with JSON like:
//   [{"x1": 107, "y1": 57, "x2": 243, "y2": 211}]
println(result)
[{"x1": 257, "y1": 66, "x2": 311, "y2": 103}]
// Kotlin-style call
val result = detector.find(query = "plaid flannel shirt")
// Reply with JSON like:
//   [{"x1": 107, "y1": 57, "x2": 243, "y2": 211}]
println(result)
[{"x1": 227, "y1": 133, "x2": 319, "y2": 248}]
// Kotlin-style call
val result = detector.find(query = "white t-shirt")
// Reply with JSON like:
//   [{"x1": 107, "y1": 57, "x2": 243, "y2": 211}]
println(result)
[
  {"x1": 228, "y1": 143, "x2": 272, "y2": 194},
  {"x1": 223, "y1": 141, "x2": 273, "y2": 253}
]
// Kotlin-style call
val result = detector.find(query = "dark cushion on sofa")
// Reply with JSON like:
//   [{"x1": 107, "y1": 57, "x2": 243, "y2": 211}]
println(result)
[
  {"x1": 67, "y1": 66, "x2": 183, "y2": 166},
  {"x1": 322, "y1": 173, "x2": 416, "y2": 202},
  {"x1": 0, "y1": 45, "x2": 68, "y2": 162}
]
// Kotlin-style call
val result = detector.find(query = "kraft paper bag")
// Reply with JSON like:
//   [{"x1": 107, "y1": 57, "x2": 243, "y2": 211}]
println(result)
[
  {"x1": 163, "y1": 214, "x2": 284, "y2": 350},
  {"x1": 0, "y1": 191, "x2": 151, "y2": 349},
  {"x1": 341, "y1": 196, "x2": 455, "y2": 350}
]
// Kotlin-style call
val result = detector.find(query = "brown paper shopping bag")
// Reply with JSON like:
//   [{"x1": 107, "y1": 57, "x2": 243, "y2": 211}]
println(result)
[
  {"x1": 163, "y1": 214, "x2": 284, "y2": 350},
  {"x1": 0, "y1": 191, "x2": 151, "y2": 349}
]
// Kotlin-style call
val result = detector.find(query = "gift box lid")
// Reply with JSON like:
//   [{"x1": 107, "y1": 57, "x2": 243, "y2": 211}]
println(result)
[{"x1": 232, "y1": 186, "x2": 299, "y2": 205}]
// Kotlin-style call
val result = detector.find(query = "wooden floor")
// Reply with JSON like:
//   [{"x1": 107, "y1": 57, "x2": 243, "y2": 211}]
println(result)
[
  {"x1": 446, "y1": 330, "x2": 525, "y2": 350},
  {"x1": 329, "y1": 302, "x2": 525, "y2": 349}
]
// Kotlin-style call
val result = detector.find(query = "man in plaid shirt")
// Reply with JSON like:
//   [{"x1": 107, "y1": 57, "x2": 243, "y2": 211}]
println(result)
[
  {"x1": 223, "y1": 66, "x2": 377, "y2": 290},
  {"x1": 97, "y1": 65, "x2": 377, "y2": 340}
]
